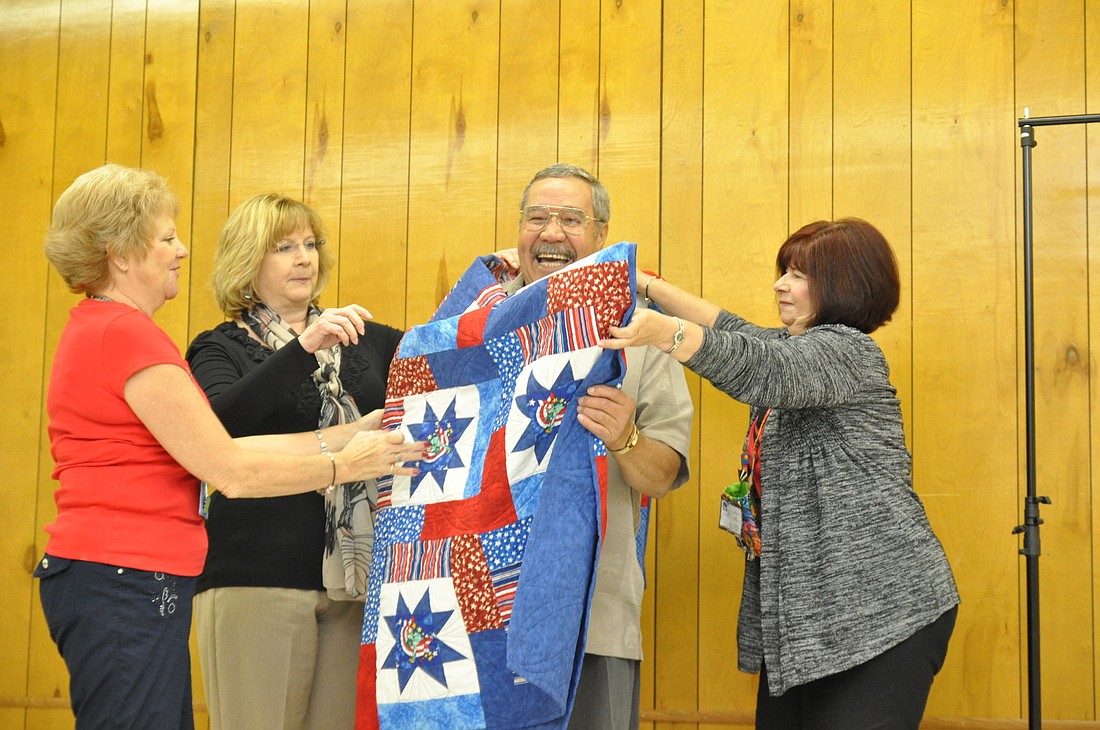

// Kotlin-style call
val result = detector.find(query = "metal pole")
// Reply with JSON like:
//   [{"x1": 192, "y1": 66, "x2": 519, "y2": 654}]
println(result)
[
  {"x1": 1012, "y1": 111, "x2": 1099, "y2": 729},
  {"x1": 1015, "y1": 121, "x2": 1043, "y2": 730}
]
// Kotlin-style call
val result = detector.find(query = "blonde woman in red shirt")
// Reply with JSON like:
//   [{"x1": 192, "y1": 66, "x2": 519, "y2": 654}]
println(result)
[{"x1": 36, "y1": 164, "x2": 424, "y2": 729}]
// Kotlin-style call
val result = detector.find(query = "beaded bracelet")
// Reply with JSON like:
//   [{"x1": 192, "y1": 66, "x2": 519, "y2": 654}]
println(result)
[{"x1": 315, "y1": 429, "x2": 336, "y2": 494}]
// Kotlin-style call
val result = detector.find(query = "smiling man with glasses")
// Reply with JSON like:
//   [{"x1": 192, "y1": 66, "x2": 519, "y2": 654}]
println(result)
[
  {"x1": 502, "y1": 163, "x2": 693, "y2": 730},
  {"x1": 512, "y1": 165, "x2": 610, "y2": 283}
]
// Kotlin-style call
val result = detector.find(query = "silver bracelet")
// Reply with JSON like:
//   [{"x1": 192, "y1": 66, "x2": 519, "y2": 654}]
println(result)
[
  {"x1": 643, "y1": 275, "x2": 663, "y2": 304},
  {"x1": 665, "y1": 317, "x2": 686, "y2": 354}
]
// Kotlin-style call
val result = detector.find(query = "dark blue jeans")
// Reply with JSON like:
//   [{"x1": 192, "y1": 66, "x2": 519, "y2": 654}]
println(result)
[
  {"x1": 35, "y1": 555, "x2": 196, "y2": 729},
  {"x1": 756, "y1": 606, "x2": 958, "y2": 730}
]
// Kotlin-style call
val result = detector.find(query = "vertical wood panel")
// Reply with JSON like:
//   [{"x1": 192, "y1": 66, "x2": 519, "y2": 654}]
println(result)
[
  {"x1": 495, "y1": 0, "x2": 560, "y2": 246},
  {"x1": 143, "y1": 0, "x2": 199, "y2": 347},
  {"x1": 303, "y1": 0, "x2": 346, "y2": 308},
  {"x1": 599, "y1": 0, "x2": 663, "y2": 715},
  {"x1": 558, "y1": 0, "x2": 601, "y2": 169},
  {"x1": 789, "y1": 0, "x2": 833, "y2": 223},
  {"x1": 833, "y1": 0, "x2": 913, "y2": 437},
  {"x1": 704, "y1": 0, "x2": 791, "y2": 323},
  {"x1": 1087, "y1": 0, "x2": 1100, "y2": 716},
  {"x1": 598, "y1": 0, "x2": 661, "y2": 251},
  {"x1": 28, "y1": 2, "x2": 115, "y2": 726},
  {"x1": 0, "y1": 4, "x2": 60, "y2": 728},
  {"x1": 405, "y1": 1, "x2": 500, "y2": 324},
  {"x1": 188, "y1": 0, "x2": 236, "y2": 341},
  {"x1": 700, "y1": 3, "x2": 790, "y2": 727},
  {"x1": 1014, "y1": 0, "x2": 1093, "y2": 719},
  {"x1": 104, "y1": 0, "x2": 146, "y2": 168},
  {"x1": 912, "y1": 1, "x2": 1019, "y2": 718},
  {"x1": 229, "y1": 0, "x2": 309, "y2": 197},
  {"x1": 339, "y1": 0, "x2": 412, "y2": 328},
  {"x1": 653, "y1": 1, "x2": 704, "y2": 727}
]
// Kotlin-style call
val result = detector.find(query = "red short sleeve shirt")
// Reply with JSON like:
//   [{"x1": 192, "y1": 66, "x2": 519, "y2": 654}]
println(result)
[{"x1": 44, "y1": 299, "x2": 208, "y2": 575}]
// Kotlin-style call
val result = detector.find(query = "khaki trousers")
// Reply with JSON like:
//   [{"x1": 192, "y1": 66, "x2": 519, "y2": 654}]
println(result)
[{"x1": 195, "y1": 586, "x2": 363, "y2": 730}]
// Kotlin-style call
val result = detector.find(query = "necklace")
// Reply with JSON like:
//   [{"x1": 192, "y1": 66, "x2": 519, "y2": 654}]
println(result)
[{"x1": 90, "y1": 295, "x2": 113, "y2": 302}]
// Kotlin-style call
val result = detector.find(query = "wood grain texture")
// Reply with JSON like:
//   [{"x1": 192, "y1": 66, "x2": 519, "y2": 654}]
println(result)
[
  {"x1": 303, "y1": 0, "x2": 346, "y2": 309},
  {"x1": 404, "y1": 1, "x2": 500, "y2": 325},
  {"x1": 1087, "y1": 0, "x2": 1100, "y2": 715},
  {"x1": 558, "y1": 0, "x2": 601, "y2": 170},
  {"x1": 3, "y1": 1, "x2": 1099, "y2": 726},
  {"x1": 188, "y1": 0, "x2": 236, "y2": 342},
  {"x1": 495, "y1": 1, "x2": 559, "y2": 247},
  {"x1": 229, "y1": 0, "x2": 309, "y2": 199},
  {"x1": 912, "y1": 0, "x2": 1019, "y2": 718},
  {"x1": 143, "y1": 1, "x2": 198, "y2": 350},
  {"x1": 27, "y1": 3, "x2": 115, "y2": 720},
  {"x1": 339, "y1": 0, "x2": 412, "y2": 329},
  {"x1": 699, "y1": 3, "x2": 790, "y2": 727},
  {"x1": 833, "y1": 0, "x2": 913, "y2": 441},
  {"x1": 789, "y1": 0, "x2": 834, "y2": 224},
  {"x1": 1013, "y1": 0, "x2": 1093, "y2": 719},
  {"x1": 651, "y1": 1, "x2": 704, "y2": 727},
  {"x1": 0, "y1": 3, "x2": 61, "y2": 724},
  {"x1": 104, "y1": 0, "x2": 145, "y2": 169}
]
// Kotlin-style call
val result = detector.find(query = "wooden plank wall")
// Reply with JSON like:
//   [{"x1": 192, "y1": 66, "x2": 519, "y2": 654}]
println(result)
[{"x1": 0, "y1": 1, "x2": 1096, "y2": 727}]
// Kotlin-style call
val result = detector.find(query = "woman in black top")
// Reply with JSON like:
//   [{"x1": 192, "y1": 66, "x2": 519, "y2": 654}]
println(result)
[{"x1": 186, "y1": 194, "x2": 406, "y2": 729}]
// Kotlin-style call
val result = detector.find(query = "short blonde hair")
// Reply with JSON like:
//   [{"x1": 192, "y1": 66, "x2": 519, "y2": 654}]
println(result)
[
  {"x1": 212, "y1": 194, "x2": 333, "y2": 319},
  {"x1": 44, "y1": 164, "x2": 180, "y2": 294}
]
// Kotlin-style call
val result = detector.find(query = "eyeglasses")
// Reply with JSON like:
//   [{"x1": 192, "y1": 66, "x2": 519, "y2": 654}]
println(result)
[
  {"x1": 520, "y1": 206, "x2": 604, "y2": 235},
  {"x1": 273, "y1": 239, "x2": 325, "y2": 256}
]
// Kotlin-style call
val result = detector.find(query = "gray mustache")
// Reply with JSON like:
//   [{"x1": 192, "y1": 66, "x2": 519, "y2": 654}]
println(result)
[{"x1": 532, "y1": 245, "x2": 575, "y2": 260}]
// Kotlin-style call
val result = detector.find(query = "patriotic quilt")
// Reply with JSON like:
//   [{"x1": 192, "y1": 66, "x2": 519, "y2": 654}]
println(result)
[{"x1": 355, "y1": 242, "x2": 637, "y2": 730}]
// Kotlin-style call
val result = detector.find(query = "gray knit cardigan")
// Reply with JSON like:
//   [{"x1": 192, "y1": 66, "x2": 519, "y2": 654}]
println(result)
[{"x1": 684, "y1": 310, "x2": 959, "y2": 696}]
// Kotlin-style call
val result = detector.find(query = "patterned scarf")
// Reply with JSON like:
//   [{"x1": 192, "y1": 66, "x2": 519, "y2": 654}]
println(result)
[{"x1": 242, "y1": 302, "x2": 375, "y2": 600}]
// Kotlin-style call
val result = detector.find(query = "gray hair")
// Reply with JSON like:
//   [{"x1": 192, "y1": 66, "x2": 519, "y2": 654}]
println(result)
[{"x1": 520, "y1": 163, "x2": 610, "y2": 224}]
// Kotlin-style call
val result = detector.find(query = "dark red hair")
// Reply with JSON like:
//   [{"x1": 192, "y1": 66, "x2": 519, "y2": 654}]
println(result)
[{"x1": 776, "y1": 218, "x2": 900, "y2": 334}]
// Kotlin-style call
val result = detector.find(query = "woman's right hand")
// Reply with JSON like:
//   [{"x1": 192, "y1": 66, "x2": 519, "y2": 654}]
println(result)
[
  {"x1": 602, "y1": 308, "x2": 676, "y2": 350},
  {"x1": 298, "y1": 304, "x2": 373, "y2": 353},
  {"x1": 337, "y1": 429, "x2": 426, "y2": 481}
]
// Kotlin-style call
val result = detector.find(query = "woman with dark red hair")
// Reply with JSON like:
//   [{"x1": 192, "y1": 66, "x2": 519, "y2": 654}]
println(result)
[{"x1": 602, "y1": 218, "x2": 959, "y2": 730}]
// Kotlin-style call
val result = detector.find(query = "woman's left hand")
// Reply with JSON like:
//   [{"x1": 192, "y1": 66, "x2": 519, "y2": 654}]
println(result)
[{"x1": 299, "y1": 304, "x2": 373, "y2": 353}]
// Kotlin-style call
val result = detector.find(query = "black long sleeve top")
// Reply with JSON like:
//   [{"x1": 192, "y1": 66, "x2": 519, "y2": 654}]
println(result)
[{"x1": 185, "y1": 320, "x2": 404, "y2": 593}]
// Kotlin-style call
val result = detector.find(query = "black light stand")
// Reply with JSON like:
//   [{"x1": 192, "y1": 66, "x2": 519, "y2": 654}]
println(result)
[{"x1": 1014, "y1": 111, "x2": 1100, "y2": 730}]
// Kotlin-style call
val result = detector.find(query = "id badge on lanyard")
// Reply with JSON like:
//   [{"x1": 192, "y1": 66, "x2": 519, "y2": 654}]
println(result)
[{"x1": 718, "y1": 408, "x2": 770, "y2": 559}]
